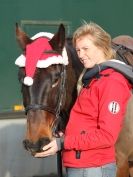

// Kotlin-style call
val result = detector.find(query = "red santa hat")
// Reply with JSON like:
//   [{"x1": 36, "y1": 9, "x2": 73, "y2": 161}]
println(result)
[{"x1": 15, "y1": 32, "x2": 68, "y2": 86}]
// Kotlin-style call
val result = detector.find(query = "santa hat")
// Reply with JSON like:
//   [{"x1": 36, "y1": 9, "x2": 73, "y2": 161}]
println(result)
[{"x1": 15, "y1": 32, "x2": 68, "y2": 86}]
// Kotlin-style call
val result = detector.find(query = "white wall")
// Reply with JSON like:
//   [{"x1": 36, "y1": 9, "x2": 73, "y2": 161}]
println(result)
[{"x1": 0, "y1": 117, "x2": 58, "y2": 177}]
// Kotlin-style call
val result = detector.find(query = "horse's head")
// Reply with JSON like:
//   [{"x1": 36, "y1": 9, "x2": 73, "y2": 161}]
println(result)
[{"x1": 15, "y1": 23, "x2": 71, "y2": 154}]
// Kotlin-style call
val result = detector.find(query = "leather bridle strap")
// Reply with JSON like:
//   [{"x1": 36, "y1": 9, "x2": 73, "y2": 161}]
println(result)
[
  {"x1": 51, "y1": 64, "x2": 67, "y2": 135},
  {"x1": 55, "y1": 65, "x2": 66, "y2": 116},
  {"x1": 25, "y1": 104, "x2": 56, "y2": 115}
]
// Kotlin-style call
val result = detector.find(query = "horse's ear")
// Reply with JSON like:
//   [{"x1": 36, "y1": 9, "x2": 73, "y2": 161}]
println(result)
[
  {"x1": 49, "y1": 24, "x2": 65, "y2": 54},
  {"x1": 15, "y1": 23, "x2": 32, "y2": 51}
]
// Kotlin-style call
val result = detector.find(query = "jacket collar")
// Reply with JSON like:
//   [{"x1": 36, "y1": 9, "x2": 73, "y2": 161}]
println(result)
[{"x1": 82, "y1": 59, "x2": 133, "y2": 87}]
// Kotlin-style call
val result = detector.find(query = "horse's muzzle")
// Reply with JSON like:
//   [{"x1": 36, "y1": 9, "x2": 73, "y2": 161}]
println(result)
[{"x1": 23, "y1": 137, "x2": 50, "y2": 155}]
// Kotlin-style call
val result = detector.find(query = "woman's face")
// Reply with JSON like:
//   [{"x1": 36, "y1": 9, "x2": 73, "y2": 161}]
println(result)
[{"x1": 75, "y1": 35, "x2": 106, "y2": 68}]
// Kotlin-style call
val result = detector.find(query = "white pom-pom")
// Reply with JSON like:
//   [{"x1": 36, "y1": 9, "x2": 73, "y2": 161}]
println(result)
[{"x1": 24, "y1": 76, "x2": 33, "y2": 86}]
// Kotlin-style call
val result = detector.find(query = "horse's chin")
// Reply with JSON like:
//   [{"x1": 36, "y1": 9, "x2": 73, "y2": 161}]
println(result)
[
  {"x1": 30, "y1": 149, "x2": 44, "y2": 157},
  {"x1": 23, "y1": 137, "x2": 51, "y2": 154}
]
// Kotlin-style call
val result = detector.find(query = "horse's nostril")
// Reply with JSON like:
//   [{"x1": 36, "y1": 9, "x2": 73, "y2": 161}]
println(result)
[
  {"x1": 40, "y1": 137, "x2": 50, "y2": 146},
  {"x1": 38, "y1": 137, "x2": 50, "y2": 151},
  {"x1": 23, "y1": 139, "x2": 29, "y2": 150}
]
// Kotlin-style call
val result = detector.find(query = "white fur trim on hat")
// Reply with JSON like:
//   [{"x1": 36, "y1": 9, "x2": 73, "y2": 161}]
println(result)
[
  {"x1": 37, "y1": 55, "x2": 66, "y2": 68},
  {"x1": 15, "y1": 54, "x2": 25, "y2": 67},
  {"x1": 15, "y1": 50, "x2": 68, "y2": 68},
  {"x1": 62, "y1": 47, "x2": 69, "y2": 65},
  {"x1": 31, "y1": 32, "x2": 54, "y2": 40}
]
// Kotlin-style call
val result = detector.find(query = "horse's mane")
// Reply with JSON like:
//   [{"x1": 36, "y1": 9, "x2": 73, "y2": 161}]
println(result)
[{"x1": 66, "y1": 37, "x2": 83, "y2": 77}]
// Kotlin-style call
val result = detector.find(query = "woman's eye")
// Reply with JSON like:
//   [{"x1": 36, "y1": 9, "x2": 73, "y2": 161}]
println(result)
[
  {"x1": 76, "y1": 49, "x2": 80, "y2": 52},
  {"x1": 83, "y1": 47, "x2": 89, "y2": 51}
]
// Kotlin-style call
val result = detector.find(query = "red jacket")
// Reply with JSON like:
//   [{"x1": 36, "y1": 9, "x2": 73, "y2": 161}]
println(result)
[{"x1": 63, "y1": 68, "x2": 132, "y2": 167}]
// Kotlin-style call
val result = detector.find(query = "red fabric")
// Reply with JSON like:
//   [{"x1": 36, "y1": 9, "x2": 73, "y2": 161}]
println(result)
[
  {"x1": 25, "y1": 37, "x2": 58, "y2": 78},
  {"x1": 63, "y1": 68, "x2": 132, "y2": 167}
]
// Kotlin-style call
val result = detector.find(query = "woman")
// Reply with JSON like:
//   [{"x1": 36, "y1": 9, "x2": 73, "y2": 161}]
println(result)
[{"x1": 35, "y1": 22, "x2": 133, "y2": 177}]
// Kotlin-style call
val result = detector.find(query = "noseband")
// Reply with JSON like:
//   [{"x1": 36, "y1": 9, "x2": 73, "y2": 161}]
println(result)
[
  {"x1": 25, "y1": 104, "x2": 56, "y2": 115},
  {"x1": 25, "y1": 64, "x2": 67, "y2": 135}
]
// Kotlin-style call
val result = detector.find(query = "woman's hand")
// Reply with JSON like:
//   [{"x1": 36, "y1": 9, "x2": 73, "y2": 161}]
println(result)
[{"x1": 35, "y1": 138, "x2": 58, "y2": 158}]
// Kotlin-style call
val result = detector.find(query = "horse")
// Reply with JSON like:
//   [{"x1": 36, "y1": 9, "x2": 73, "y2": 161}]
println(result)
[
  {"x1": 112, "y1": 36, "x2": 133, "y2": 177},
  {"x1": 15, "y1": 23, "x2": 83, "y2": 177},
  {"x1": 15, "y1": 24, "x2": 133, "y2": 177}
]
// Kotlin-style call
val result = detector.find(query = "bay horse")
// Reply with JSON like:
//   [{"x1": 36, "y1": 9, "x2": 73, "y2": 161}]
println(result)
[
  {"x1": 15, "y1": 23, "x2": 83, "y2": 177},
  {"x1": 15, "y1": 24, "x2": 133, "y2": 177}
]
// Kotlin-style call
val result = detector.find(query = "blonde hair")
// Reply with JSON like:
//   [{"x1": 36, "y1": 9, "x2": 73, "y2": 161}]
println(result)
[{"x1": 73, "y1": 22, "x2": 116, "y2": 59}]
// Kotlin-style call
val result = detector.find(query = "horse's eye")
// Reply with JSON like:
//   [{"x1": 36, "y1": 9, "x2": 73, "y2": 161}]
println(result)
[
  {"x1": 18, "y1": 77, "x2": 24, "y2": 84},
  {"x1": 18, "y1": 68, "x2": 25, "y2": 84},
  {"x1": 21, "y1": 79, "x2": 24, "y2": 84},
  {"x1": 52, "y1": 79, "x2": 59, "y2": 88}
]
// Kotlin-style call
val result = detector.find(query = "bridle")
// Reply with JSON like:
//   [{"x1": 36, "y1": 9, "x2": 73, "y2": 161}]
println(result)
[
  {"x1": 24, "y1": 64, "x2": 66, "y2": 177},
  {"x1": 25, "y1": 64, "x2": 67, "y2": 135}
]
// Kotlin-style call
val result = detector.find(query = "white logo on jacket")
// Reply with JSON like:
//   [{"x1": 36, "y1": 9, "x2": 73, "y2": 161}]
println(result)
[{"x1": 108, "y1": 101, "x2": 120, "y2": 114}]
